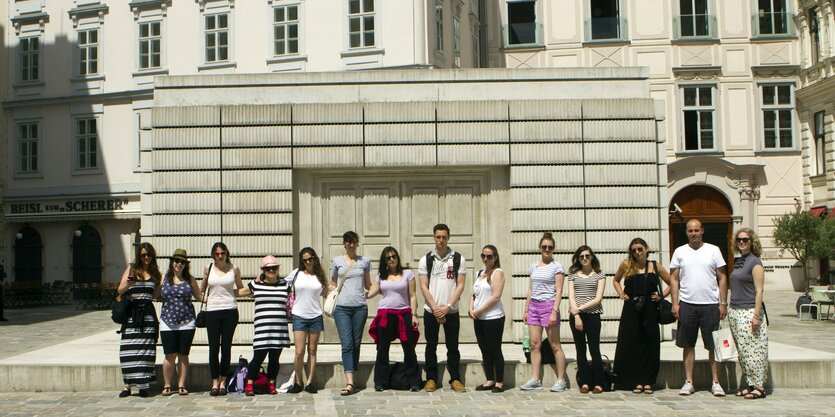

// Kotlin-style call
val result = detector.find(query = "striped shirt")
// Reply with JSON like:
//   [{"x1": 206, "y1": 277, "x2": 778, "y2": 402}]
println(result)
[
  {"x1": 568, "y1": 272, "x2": 606, "y2": 315},
  {"x1": 528, "y1": 261, "x2": 565, "y2": 301},
  {"x1": 248, "y1": 279, "x2": 291, "y2": 350}
]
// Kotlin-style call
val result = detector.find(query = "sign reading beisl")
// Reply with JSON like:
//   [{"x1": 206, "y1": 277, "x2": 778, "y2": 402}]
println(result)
[{"x1": 6, "y1": 198, "x2": 134, "y2": 216}]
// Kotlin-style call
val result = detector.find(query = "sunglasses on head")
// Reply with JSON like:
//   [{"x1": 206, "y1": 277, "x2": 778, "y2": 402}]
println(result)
[{"x1": 480, "y1": 253, "x2": 495, "y2": 260}]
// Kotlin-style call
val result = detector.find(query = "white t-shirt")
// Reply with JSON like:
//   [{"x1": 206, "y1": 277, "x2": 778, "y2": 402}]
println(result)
[
  {"x1": 669, "y1": 243, "x2": 726, "y2": 304},
  {"x1": 418, "y1": 249, "x2": 467, "y2": 313},
  {"x1": 472, "y1": 269, "x2": 505, "y2": 320},
  {"x1": 287, "y1": 269, "x2": 323, "y2": 319}
]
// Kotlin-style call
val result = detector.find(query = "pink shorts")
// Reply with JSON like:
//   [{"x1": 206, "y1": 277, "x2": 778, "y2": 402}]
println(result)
[{"x1": 527, "y1": 299, "x2": 560, "y2": 328}]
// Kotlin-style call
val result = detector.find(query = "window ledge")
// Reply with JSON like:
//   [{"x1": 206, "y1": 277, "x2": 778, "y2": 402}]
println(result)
[
  {"x1": 13, "y1": 172, "x2": 43, "y2": 180},
  {"x1": 583, "y1": 39, "x2": 630, "y2": 47},
  {"x1": 754, "y1": 148, "x2": 800, "y2": 156},
  {"x1": 750, "y1": 34, "x2": 797, "y2": 42},
  {"x1": 810, "y1": 174, "x2": 827, "y2": 185},
  {"x1": 675, "y1": 150, "x2": 725, "y2": 158},
  {"x1": 197, "y1": 61, "x2": 237, "y2": 71},
  {"x1": 71, "y1": 168, "x2": 103, "y2": 176},
  {"x1": 132, "y1": 68, "x2": 169, "y2": 77},
  {"x1": 14, "y1": 80, "x2": 45, "y2": 89},
  {"x1": 266, "y1": 54, "x2": 308, "y2": 65},
  {"x1": 501, "y1": 43, "x2": 545, "y2": 51},
  {"x1": 671, "y1": 37, "x2": 720, "y2": 45},
  {"x1": 71, "y1": 74, "x2": 106, "y2": 82},
  {"x1": 340, "y1": 48, "x2": 385, "y2": 58}
]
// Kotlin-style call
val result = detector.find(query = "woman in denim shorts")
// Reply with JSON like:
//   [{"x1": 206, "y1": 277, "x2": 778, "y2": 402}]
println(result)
[
  {"x1": 520, "y1": 232, "x2": 568, "y2": 392},
  {"x1": 287, "y1": 247, "x2": 329, "y2": 394}
]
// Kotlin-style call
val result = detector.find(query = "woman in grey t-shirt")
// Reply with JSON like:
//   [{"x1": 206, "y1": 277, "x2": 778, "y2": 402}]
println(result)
[
  {"x1": 728, "y1": 228, "x2": 768, "y2": 399},
  {"x1": 329, "y1": 231, "x2": 372, "y2": 396}
]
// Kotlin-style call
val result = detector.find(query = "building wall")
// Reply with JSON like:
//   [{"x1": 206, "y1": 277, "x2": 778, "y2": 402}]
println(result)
[
  {"x1": 497, "y1": 0, "x2": 804, "y2": 288},
  {"x1": 149, "y1": 68, "x2": 666, "y2": 344}
]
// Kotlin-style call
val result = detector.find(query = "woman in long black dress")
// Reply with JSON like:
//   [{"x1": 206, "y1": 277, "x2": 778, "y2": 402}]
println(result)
[
  {"x1": 116, "y1": 242, "x2": 162, "y2": 398},
  {"x1": 612, "y1": 238, "x2": 671, "y2": 394}
]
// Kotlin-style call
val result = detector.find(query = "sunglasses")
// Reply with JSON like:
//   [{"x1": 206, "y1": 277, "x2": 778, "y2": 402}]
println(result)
[
  {"x1": 302, "y1": 257, "x2": 316, "y2": 263},
  {"x1": 540, "y1": 245, "x2": 554, "y2": 251},
  {"x1": 172, "y1": 258, "x2": 186, "y2": 265},
  {"x1": 579, "y1": 254, "x2": 592, "y2": 260},
  {"x1": 736, "y1": 237, "x2": 751, "y2": 243},
  {"x1": 214, "y1": 251, "x2": 227, "y2": 257},
  {"x1": 385, "y1": 255, "x2": 398, "y2": 261},
  {"x1": 140, "y1": 253, "x2": 151, "y2": 258},
  {"x1": 263, "y1": 266, "x2": 279, "y2": 272},
  {"x1": 480, "y1": 253, "x2": 495, "y2": 260},
  {"x1": 630, "y1": 247, "x2": 645, "y2": 254}
]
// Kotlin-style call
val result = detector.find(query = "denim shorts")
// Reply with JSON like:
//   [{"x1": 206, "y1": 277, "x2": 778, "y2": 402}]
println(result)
[
  {"x1": 527, "y1": 299, "x2": 560, "y2": 328},
  {"x1": 292, "y1": 315, "x2": 324, "y2": 332}
]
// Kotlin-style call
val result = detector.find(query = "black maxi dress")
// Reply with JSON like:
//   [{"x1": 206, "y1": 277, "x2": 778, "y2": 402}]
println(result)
[{"x1": 613, "y1": 271, "x2": 661, "y2": 390}]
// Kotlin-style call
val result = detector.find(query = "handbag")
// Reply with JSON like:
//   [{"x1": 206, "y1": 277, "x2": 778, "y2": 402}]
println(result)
[
  {"x1": 712, "y1": 324, "x2": 737, "y2": 362},
  {"x1": 286, "y1": 269, "x2": 300, "y2": 319},
  {"x1": 111, "y1": 292, "x2": 131, "y2": 324},
  {"x1": 655, "y1": 267, "x2": 676, "y2": 324},
  {"x1": 195, "y1": 263, "x2": 212, "y2": 328},
  {"x1": 324, "y1": 260, "x2": 359, "y2": 318}
]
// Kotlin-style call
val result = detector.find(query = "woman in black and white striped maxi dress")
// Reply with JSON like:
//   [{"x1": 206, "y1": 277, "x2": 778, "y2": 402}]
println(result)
[
  {"x1": 117, "y1": 242, "x2": 161, "y2": 398},
  {"x1": 237, "y1": 255, "x2": 291, "y2": 395}
]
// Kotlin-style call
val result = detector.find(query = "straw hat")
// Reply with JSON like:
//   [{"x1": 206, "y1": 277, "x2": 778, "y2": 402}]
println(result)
[
  {"x1": 172, "y1": 249, "x2": 189, "y2": 263},
  {"x1": 260, "y1": 255, "x2": 279, "y2": 269}
]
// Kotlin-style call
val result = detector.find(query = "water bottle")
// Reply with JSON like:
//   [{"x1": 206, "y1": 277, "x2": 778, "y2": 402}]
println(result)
[{"x1": 522, "y1": 325, "x2": 531, "y2": 353}]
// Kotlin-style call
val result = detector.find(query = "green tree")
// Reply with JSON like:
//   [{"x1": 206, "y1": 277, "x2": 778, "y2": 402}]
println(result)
[{"x1": 773, "y1": 211, "x2": 835, "y2": 295}]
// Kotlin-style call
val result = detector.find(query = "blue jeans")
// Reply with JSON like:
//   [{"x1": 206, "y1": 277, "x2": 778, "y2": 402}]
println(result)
[{"x1": 333, "y1": 304, "x2": 368, "y2": 373}]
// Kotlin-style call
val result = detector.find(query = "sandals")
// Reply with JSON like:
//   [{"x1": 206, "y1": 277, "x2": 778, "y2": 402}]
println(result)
[
  {"x1": 632, "y1": 385, "x2": 644, "y2": 394},
  {"x1": 209, "y1": 387, "x2": 219, "y2": 397},
  {"x1": 592, "y1": 386, "x2": 604, "y2": 394},
  {"x1": 340, "y1": 383, "x2": 357, "y2": 396},
  {"x1": 580, "y1": 385, "x2": 590, "y2": 394},
  {"x1": 178, "y1": 387, "x2": 189, "y2": 396},
  {"x1": 744, "y1": 387, "x2": 766, "y2": 399},
  {"x1": 161, "y1": 386, "x2": 174, "y2": 396},
  {"x1": 643, "y1": 385, "x2": 654, "y2": 394},
  {"x1": 736, "y1": 386, "x2": 751, "y2": 397}
]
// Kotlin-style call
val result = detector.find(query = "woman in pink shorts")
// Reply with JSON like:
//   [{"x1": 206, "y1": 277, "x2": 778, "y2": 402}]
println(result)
[{"x1": 520, "y1": 232, "x2": 568, "y2": 392}]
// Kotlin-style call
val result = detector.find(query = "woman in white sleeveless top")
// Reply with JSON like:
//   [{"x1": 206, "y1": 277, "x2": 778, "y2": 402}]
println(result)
[{"x1": 469, "y1": 244, "x2": 506, "y2": 393}]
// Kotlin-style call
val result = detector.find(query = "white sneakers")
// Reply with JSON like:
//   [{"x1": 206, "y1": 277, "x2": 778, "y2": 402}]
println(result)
[
  {"x1": 679, "y1": 380, "x2": 725, "y2": 397},
  {"x1": 549, "y1": 380, "x2": 567, "y2": 392},
  {"x1": 520, "y1": 379, "x2": 567, "y2": 392}
]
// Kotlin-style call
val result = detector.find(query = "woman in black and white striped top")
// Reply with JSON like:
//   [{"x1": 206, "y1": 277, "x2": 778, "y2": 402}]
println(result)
[
  {"x1": 567, "y1": 245, "x2": 606, "y2": 394},
  {"x1": 236, "y1": 255, "x2": 291, "y2": 395}
]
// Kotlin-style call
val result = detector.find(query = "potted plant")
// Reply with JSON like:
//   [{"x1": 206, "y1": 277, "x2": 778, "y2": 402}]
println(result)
[{"x1": 772, "y1": 210, "x2": 835, "y2": 313}]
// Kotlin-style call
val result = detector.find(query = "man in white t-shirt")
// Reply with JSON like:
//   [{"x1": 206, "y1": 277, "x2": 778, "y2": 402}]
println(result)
[
  {"x1": 418, "y1": 223, "x2": 467, "y2": 393},
  {"x1": 670, "y1": 219, "x2": 728, "y2": 397}
]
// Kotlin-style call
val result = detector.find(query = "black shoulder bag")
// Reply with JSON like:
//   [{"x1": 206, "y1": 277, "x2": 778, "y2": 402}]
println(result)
[
  {"x1": 654, "y1": 261, "x2": 676, "y2": 325},
  {"x1": 195, "y1": 264, "x2": 211, "y2": 328}
]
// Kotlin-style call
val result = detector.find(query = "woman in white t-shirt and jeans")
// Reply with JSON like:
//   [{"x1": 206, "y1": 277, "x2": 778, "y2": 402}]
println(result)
[
  {"x1": 469, "y1": 244, "x2": 506, "y2": 393},
  {"x1": 287, "y1": 247, "x2": 329, "y2": 394}
]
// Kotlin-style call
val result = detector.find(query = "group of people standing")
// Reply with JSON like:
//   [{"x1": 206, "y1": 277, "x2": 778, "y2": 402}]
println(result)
[{"x1": 115, "y1": 219, "x2": 768, "y2": 400}]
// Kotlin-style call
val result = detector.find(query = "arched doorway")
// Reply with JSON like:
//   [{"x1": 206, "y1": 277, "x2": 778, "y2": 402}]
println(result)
[
  {"x1": 72, "y1": 225, "x2": 103, "y2": 295},
  {"x1": 14, "y1": 226, "x2": 43, "y2": 284},
  {"x1": 669, "y1": 185, "x2": 734, "y2": 270}
]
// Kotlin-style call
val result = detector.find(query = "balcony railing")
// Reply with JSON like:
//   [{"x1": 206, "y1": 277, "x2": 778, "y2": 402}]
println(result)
[
  {"x1": 751, "y1": 11, "x2": 796, "y2": 38},
  {"x1": 584, "y1": 17, "x2": 629, "y2": 42},
  {"x1": 673, "y1": 14, "x2": 718, "y2": 40},
  {"x1": 502, "y1": 22, "x2": 543, "y2": 48}
]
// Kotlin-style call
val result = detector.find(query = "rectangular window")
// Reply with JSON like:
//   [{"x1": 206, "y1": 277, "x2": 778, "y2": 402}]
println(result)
[
  {"x1": 682, "y1": 86, "x2": 715, "y2": 151},
  {"x1": 470, "y1": 22, "x2": 480, "y2": 67},
  {"x1": 18, "y1": 123, "x2": 39, "y2": 173},
  {"x1": 205, "y1": 13, "x2": 229, "y2": 63},
  {"x1": 78, "y1": 29, "x2": 99, "y2": 76},
  {"x1": 76, "y1": 118, "x2": 98, "y2": 170},
  {"x1": 19, "y1": 37, "x2": 39, "y2": 82},
  {"x1": 507, "y1": 0, "x2": 537, "y2": 45},
  {"x1": 274, "y1": 5, "x2": 299, "y2": 55},
  {"x1": 756, "y1": 0, "x2": 789, "y2": 35},
  {"x1": 138, "y1": 21, "x2": 162, "y2": 69},
  {"x1": 453, "y1": 15, "x2": 461, "y2": 56},
  {"x1": 589, "y1": 0, "x2": 622, "y2": 40},
  {"x1": 809, "y1": 8, "x2": 819, "y2": 65},
  {"x1": 435, "y1": 1, "x2": 444, "y2": 52},
  {"x1": 678, "y1": 0, "x2": 711, "y2": 37},
  {"x1": 814, "y1": 111, "x2": 826, "y2": 176},
  {"x1": 348, "y1": 0, "x2": 375, "y2": 48},
  {"x1": 761, "y1": 84, "x2": 793, "y2": 149}
]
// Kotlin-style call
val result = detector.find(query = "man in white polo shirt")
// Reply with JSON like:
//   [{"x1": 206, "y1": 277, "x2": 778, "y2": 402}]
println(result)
[
  {"x1": 670, "y1": 218, "x2": 728, "y2": 397},
  {"x1": 418, "y1": 223, "x2": 467, "y2": 393}
]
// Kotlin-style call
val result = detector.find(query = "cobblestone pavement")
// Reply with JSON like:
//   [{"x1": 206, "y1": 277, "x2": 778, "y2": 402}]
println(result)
[
  {"x1": 0, "y1": 388, "x2": 834, "y2": 416},
  {"x1": 0, "y1": 304, "x2": 115, "y2": 360}
]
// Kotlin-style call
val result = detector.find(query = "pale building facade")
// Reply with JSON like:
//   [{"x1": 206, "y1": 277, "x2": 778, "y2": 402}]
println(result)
[
  {"x1": 796, "y1": 0, "x2": 835, "y2": 283},
  {"x1": 495, "y1": 0, "x2": 806, "y2": 288}
]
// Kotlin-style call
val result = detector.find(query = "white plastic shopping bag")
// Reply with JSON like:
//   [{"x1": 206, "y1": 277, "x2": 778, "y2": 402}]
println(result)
[{"x1": 712, "y1": 326, "x2": 737, "y2": 362}]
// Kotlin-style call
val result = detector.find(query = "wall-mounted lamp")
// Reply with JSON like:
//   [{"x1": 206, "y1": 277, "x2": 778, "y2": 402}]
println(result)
[
  {"x1": 15, "y1": 232, "x2": 23, "y2": 240},
  {"x1": 74, "y1": 228, "x2": 83, "y2": 237}
]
